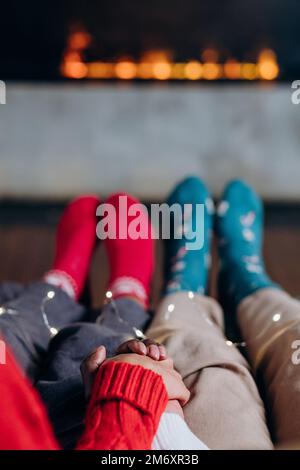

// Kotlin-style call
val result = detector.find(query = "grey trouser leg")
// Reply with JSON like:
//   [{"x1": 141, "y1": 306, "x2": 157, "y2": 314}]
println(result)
[
  {"x1": 36, "y1": 298, "x2": 150, "y2": 449},
  {"x1": 0, "y1": 281, "x2": 85, "y2": 380}
]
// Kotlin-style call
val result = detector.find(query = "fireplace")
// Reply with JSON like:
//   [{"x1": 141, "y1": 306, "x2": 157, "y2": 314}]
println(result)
[
  {"x1": 0, "y1": 0, "x2": 299, "y2": 81},
  {"x1": 61, "y1": 26, "x2": 280, "y2": 82}
]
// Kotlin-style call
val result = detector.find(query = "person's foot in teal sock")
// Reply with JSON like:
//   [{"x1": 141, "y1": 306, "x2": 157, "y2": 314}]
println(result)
[
  {"x1": 216, "y1": 179, "x2": 279, "y2": 310},
  {"x1": 164, "y1": 176, "x2": 214, "y2": 295}
]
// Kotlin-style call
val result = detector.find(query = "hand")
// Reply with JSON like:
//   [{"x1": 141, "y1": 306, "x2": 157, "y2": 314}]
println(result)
[
  {"x1": 116, "y1": 339, "x2": 186, "y2": 413},
  {"x1": 105, "y1": 353, "x2": 190, "y2": 405},
  {"x1": 81, "y1": 340, "x2": 163, "y2": 400},
  {"x1": 81, "y1": 341, "x2": 190, "y2": 405}
]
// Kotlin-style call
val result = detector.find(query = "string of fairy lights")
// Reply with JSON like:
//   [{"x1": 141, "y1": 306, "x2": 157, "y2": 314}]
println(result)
[
  {"x1": 0, "y1": 287, "x2": 292, "y2": 368},
  {"x1": 60, "y1": 29, "x2": 280, "y2": 81}
]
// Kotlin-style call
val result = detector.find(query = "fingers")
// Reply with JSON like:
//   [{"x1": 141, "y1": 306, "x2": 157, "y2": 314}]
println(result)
[
  {"x1": 80, "y1": 346, "x2": 106, "y2": 399},
  {"x1": 117, "y1": 340, "x2": 147, "y2": 356},
  {"x1": 148, "y1": 344, "x2": 160, "y2": 360},
  {"x1": 81, "y1": 345, "x2": 107, "y2": 374},
  {"x1": 143, "y1": 339, "x2": 167, "y2": 361},
  {"x1": 117, "y1": 339, "x2": 168, "y2": 361},
  {"x1": 128, "y1": 341, "x2": 148, "y2": 355},
  {"x1": 158, "y1": 344, "x2": 167, "y2": 360}
]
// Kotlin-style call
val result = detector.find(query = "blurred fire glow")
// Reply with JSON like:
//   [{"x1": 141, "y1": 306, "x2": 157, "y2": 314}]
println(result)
[{"x1": 60, "y1": 29, "x2": 280, "y2": 81}]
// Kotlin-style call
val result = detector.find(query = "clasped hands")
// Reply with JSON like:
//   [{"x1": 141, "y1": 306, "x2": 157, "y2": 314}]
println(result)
[{"x1": 80, "y1": 339, "x2": 190, "y2": 416}]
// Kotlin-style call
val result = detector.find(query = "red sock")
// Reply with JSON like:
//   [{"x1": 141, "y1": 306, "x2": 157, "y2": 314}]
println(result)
[
  {"x1": 104, "y1": 193, "x2": 154, "y2": 308},
  {"x1": 44, "y1": 195, "x2": 100, "y2": 299}
]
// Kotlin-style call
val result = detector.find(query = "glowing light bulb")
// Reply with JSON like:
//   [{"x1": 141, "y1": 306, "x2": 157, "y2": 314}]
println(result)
[
  {"x1": 152, "y1": 62, "x2": 172, "y2": 80},
  {"x1": 258, "y1": 61, "x2": 279, "y2": 81},
  {"x1": 258, "y1": 49, "x2": 279, "y2": 81},
  {"x1": 134, "y1": 328, "x2": 144, "y2": 339},
  {"x1": 184, "y1": 61, "x2": 203, "y2": 80},
  {"x1": 273, "y1": 313, "x2": 281, "y2": 322},
  {"x1": 62, "y1": 61, "x2": 87, "y2": 79},
  {"x1": 223, "y1": 60, "x2": 241, "y2": 80},
  {"x1": 202, "y1": 63, "x2": 221, "y2": 80},
  {"x1": 167, "y1": 304, "x2": 175, "y2": 313},
  {"x1": 115, "y1": 61, "x2": 137, "y2": 80}
]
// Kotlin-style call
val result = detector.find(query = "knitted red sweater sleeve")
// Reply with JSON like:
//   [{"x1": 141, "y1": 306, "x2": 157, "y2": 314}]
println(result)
[
  {"x1": 77, "y1": 361, "x2": 168, "y2": 450},
  {"x1": 0, "y1": 346, "x2": 59, "y2": 450}
]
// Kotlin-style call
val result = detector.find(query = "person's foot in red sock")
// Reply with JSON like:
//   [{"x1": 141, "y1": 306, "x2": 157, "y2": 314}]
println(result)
[
  {"x1": 44, "y1": 195, "x2": 100, "y2": 299},
  {"x1": 103, "y1": 193, "x2": 154, "y2": 308}
]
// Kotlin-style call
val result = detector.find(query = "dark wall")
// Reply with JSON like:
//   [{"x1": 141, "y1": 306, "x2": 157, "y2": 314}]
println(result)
[
  {"x1": 0, "y1": 0, "x2": 299, "y2": 79},
  {"x1": 0, "y1": 0, "x2": 66, "y2": 79}
]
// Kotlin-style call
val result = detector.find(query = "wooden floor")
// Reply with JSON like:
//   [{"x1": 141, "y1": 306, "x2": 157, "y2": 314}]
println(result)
[{"x1": 0, "y1": 201, "x2": 299, "y2": 311}]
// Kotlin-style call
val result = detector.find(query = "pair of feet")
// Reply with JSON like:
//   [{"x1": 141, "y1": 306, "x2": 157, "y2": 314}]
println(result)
[
  {"x1": 44, "y1": 193, "x2": 154, "y2": 308},
  {"x1": 44, "y1": 178, "x2": 277, "y2": 312},
  {"x1": 165, "y1": 177, "x2": 277, "y2": 310}
]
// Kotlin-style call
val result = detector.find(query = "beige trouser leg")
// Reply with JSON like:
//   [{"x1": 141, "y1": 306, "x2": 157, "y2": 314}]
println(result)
[
  {"x1": 238, "y1": 288, "x2": 300, "y2": 447},
  {"x1": 146, "y1": 292, "x2": 273, "y2": 449}
]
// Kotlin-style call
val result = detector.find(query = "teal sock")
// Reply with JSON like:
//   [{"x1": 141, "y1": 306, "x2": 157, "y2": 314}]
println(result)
[
  {"x1": 164, "y1": 176, "x2": 214, "y2": 295},
  {"x1": 216, "y1": 179, "x2": 279, "y2": 310}
]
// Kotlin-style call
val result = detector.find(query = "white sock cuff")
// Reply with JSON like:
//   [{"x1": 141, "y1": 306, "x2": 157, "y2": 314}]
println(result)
[
  {"x1": 108, "y1": 276, "x2": 147, "y2": 305},
  {"x1": 44, "y1": 270, "x2": 78, "y2": 299}
]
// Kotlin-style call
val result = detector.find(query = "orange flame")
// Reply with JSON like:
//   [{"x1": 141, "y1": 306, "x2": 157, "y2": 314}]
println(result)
[{"x1": 60, "y1": 32, "x2": 280, "y2": 82}]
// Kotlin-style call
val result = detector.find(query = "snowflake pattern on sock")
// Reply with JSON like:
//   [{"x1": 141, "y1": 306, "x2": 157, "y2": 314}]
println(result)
[
  {"x1": 217, "y1": 180, "x2": 278, "y2": 309},
  {"x1": 165, "y1": 177, "x2": 214, "y2": 295}
]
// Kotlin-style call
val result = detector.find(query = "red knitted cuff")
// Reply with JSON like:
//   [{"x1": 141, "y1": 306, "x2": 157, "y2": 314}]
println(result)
[{"x1": 89, "y1": 361, "x2": 168, "y2": 423}]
